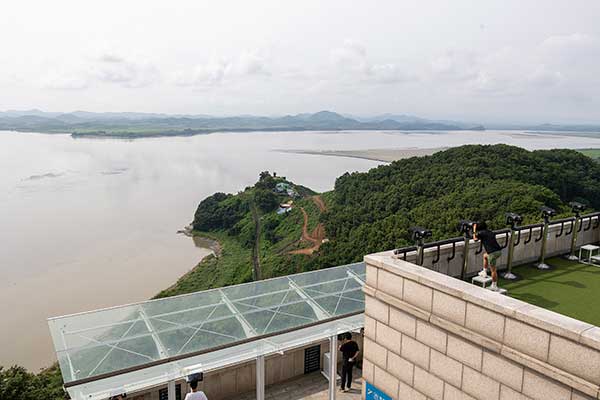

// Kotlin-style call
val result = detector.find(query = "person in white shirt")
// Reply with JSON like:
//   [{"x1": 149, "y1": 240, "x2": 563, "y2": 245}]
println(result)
[{"x1": 184, "y1": 378, "x2": 208, "y2": 400}]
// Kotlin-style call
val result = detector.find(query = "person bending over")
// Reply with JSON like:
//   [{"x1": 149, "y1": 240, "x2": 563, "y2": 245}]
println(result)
[
  {"x1": 339, "y1": 332, "x2": 359, "y2": 392},
  {"x1": 473, "y1": 222, "x2": 503, "y2": 292}
]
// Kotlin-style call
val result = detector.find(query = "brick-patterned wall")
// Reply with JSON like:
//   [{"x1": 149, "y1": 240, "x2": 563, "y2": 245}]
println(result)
[{"x1": 362, "y1": 253, "x2": 600, "y2": 400}]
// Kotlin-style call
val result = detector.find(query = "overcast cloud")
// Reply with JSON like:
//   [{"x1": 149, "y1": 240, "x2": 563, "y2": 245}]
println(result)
[{"x1": 1, "y1": 0, "x2": 600, "y2": 123}]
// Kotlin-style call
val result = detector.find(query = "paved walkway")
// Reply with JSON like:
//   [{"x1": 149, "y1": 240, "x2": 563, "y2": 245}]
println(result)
[{"x1": 234, "y1": 371, "x2": 363, "y2": 400}]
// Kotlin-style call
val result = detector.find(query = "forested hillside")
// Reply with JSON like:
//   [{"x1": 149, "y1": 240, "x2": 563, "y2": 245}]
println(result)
[
  {"x1": 163, "y1": 144, "x2": 600, "y2": 296},
  {"x1": 315, "y1": 145, "x2": 600, "y2": 266}
]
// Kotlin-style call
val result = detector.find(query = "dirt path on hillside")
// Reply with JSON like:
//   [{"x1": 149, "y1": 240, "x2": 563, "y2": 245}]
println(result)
[
  {"x1": 311, "y1": 195, "x2": 327, "y2": 212},
  {"x1": 288, "y1": 207, "x2": 326, "y2": 255}
]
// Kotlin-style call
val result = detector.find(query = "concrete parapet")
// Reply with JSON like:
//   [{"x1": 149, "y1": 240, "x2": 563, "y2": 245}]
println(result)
[{"x1": 363, "y1": 251, "x2": 600, "y2": 400}]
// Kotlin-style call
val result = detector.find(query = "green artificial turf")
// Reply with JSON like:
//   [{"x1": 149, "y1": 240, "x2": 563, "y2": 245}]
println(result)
[{"x1": 500, "y1": 257, "x2": 600, "y2": 326}]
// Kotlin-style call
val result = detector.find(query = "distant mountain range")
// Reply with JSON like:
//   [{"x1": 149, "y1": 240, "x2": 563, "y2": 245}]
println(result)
[
  {"x1": 0, "y1": 110, "x2": 485, "y2": 138},
  {"x1": 1, "y1": 109, "x2": 599, "y2": 138}
]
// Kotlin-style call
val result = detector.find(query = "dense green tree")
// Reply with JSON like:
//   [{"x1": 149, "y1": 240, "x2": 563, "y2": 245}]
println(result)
[
  {"x1": 0, "y1": 365, "x2": 65, "y2": 400},
  {"x1": 317, "y1": 145, "x2": 600, "y2": 267},
  {"x1": 254, "y1": 189, "x2": 279, "y2": 213},
  {"x1": 193, "y1": 192, "x2": 249, "y2": 231}
]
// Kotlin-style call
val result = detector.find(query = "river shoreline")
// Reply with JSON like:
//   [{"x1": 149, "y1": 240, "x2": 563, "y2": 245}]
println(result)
[{"x1": 277, "y1": 147, "x2": 447, "y2": 162}]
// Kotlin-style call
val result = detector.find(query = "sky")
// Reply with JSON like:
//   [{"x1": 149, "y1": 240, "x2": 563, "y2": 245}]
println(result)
[{"x1": 1, "y1": 0, "x2": 600, "y2": 124}]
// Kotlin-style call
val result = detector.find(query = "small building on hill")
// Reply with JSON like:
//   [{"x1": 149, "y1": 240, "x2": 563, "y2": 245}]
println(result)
[{"x1": 275, "y1": 182, "x2": 298, "y2": 197}]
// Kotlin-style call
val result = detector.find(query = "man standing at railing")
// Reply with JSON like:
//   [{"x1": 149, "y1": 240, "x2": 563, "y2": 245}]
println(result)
[{"x1": 473, "y1": 222, "x2": 503, "y2": 292}]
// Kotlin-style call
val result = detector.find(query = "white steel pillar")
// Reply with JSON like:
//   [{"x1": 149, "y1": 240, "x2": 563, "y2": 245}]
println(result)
[
  {"x1": 256, "y1": 355, "x2": 265, "y2": 400},
  {"x1": 329, "y1": 335, "x2": 338, "y2": 400},
  {"x1": 167, "y1": 380, "x2": 176, "y2": 400}
]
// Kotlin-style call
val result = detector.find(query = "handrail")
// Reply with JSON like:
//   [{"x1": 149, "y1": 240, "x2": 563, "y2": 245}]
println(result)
[
  {"x1": 390, "y1": 212, "x2": 599, "y2": 264},
  {"x1": 582, "y1": 211, "x2": 600, "y2": 218},
  {"x1": 581, "y1": 212, "x2": 600, "y2": 231},
  {"x1": 516, "y1": 223, "x2": 544, "y2": 231},
  {"x1": 447, "y1": 242, "x2": 456, "y2": 262},
  {"x1": 393, "y1": 246, "x2": 417, "y2": 261},
  {"x1": 535, "y1": 227, "x2": 544, "y2": 242},
  {"x1": 432, "y1": 245, "x2": 441, "y2": 264},
  {"x1": 555, "y1": 221, "x2": 565, "y2": 238},
  {"x1": 565, "y1": 220, "x2": 574, "y2": 236},
  {"x1": 499, "y1": 231, "x2": 510, "y2": 249},
  {"x1": 551, "y1": 217, "x2": 575, "y2": 224},
  {"x1": 422, "y1": 236, "x2": 463, "y2": 249},
  {"x1": 523, "y1": 227, "x2": 534, "y2": 245},
  {"x1": 513, "y1": 230, "x2": 521, "y2": 246}
]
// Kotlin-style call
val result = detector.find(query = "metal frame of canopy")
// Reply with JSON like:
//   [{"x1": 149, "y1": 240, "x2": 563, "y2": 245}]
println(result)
[{"x1": 48, "y1": 263, "x2": 366, "y2": 400}]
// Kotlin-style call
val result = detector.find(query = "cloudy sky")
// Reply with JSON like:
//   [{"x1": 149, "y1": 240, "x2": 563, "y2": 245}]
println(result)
[{"x1": 1, "y1": 0, "x2": 600, "y2": 123}]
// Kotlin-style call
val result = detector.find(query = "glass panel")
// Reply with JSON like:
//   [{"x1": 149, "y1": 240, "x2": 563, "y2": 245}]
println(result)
[
  {"x1": 65, "y1": 313, "x2": 365, "y2": 400},
  {"x1": 49, "y1": 262, "x2": 365, "y2": 386}
]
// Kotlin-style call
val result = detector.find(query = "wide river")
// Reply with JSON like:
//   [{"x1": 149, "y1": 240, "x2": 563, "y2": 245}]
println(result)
[{"x1": 2, "y1": 129, "x2": 600, "y2": 370}]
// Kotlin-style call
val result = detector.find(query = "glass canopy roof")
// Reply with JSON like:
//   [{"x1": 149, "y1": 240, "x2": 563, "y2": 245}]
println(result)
[{"x1": 48, "y1": 262, "x2": 365, "y2": 391}]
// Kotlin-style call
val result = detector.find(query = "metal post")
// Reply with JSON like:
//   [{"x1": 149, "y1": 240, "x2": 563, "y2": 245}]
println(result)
[
  {"x1": 503, "y1": 229, "x2": 518, "y2": 280},
  {"x1": 329, "y1": 335, "x2": 337, "y2": 400},
  {"x1": 568, "y1": 217, "x2": 581, "y2": 261},
  {"x1": 538, "y1": 222, "x2": 551, "y2": 270},
  {"x1": 416, "y1": 238, "x2": 425, "y2": 266},
  {"x1": 460, "y1": 236, "x2": 470, "y2": 280},
  {"x1": 256, "y1": 355, "x2": 265, "y2": 400},
  {"x1": 167, "y1": 380, "x2": 176, "y2": 400}
]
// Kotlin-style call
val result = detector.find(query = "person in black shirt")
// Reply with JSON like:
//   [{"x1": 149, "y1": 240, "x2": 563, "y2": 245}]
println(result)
[
  {"x1": 473, "y1": 222, "x2": 503, "y2": 291},
  {"x1": 338, "y1": 332, "x2": 359, "y2": 392}
]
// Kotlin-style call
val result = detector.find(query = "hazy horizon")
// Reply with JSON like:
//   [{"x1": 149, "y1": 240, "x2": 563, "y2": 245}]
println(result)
[{"x1": 2, "y1": 0, "x2": 600, "y2": 124}]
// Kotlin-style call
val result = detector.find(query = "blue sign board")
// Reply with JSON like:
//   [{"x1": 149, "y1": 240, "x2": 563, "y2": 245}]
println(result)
[{"x1": 365, "y1": 381, "x2": 392, "y2": 400}]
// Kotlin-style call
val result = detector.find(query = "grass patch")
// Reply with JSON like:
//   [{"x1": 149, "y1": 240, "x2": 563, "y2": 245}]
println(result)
[
  {"x1": 501, "y1": 257, "x2": 600, "y2": 326},
  {"x1": 577, "y1": 148, "x2": 600, "y2": 160}
]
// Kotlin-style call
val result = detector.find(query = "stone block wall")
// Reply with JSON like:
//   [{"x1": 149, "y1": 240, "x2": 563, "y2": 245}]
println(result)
[{"x1": 362, "y1": 253, "x2": 600, "y2": 400}]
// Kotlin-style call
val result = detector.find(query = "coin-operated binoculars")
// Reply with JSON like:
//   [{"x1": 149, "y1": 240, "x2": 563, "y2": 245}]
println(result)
[
  {"x1": 409, "y1": 226, "x2": 432, "y2": 266},
  {"x1": 567, "y1": 202, "x2": 586, "y2": 261},
  {"x1": 503, "y1": 213, "x2": 523, "y2": 280},
  {"x1": 537, "y1": 206, "x2": 556, "y2": 270},
  {"x1": 458, "y1": 220, "x2": 476, "y2": 280}
]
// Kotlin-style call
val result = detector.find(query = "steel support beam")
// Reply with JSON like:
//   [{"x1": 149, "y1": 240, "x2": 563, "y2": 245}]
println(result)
[
  {"x1": 167, "y1": 380, "x2": 176, "y2": 400},
  {"x1": 60, "y1": 329, "x2": 77, "y2": 381},
  {"x1": 346, "y1": 270, "x2": 365, "y2": 286},
  {"x1": 256, "y1": 355, "x2": 265, "y2": 400},
  {"x1": 219, "y1": 289, "x2": 257, "y2": 338},
  {"x1": 288, "y1": 279, "x2": 331, "y2": 320},
  {"x1": 329, "y1": 335, "x2": 337, "y2": 400},
  {"x1": 139, "y1": 309, "x2": 169, "y2": 358}
]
